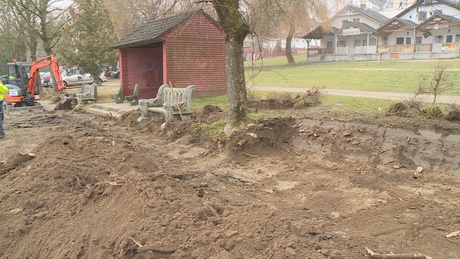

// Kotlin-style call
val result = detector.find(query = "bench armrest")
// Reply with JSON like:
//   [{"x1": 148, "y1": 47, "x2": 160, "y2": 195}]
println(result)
[
  {"x1": 140, "y1": 97, "x2": 162, "y2": 107},
  {"x1": 163, "y1": 101, "x2": 188, "y2": 112}
]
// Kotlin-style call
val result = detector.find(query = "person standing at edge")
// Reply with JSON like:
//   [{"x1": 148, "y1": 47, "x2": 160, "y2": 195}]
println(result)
[{"x1": 0, "y1": 81, "x2": 8, "y2": 139}]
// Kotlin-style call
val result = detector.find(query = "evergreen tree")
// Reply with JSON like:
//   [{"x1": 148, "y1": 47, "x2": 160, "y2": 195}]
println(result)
[{"x1": 60, "y1": 0, "x2": 118, "y2": 82}]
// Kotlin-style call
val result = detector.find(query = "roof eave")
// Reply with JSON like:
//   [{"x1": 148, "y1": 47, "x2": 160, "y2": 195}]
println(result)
[{"x1": 111, "y1": 38, "x2": 163, "y2": 49}]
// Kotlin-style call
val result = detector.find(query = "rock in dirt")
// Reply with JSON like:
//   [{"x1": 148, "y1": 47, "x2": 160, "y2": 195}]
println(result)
[{"x1": 0, "y1": 153, "x2": 35, "y2": 175}]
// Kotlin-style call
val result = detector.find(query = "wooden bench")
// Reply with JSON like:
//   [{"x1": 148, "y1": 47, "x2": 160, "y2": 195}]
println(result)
[
  {"x1": 124, "y1": 84, "x2": 139, "y2": 106},
  {"x1": 111, "y1": 84, "x2": 124, "y2": 103},
  {"x1": 76, "y1": 83, "x2": 97, "y2": 107},
  {"x1": 137, "y1": 84, "x2": 196, "y2": 122}
]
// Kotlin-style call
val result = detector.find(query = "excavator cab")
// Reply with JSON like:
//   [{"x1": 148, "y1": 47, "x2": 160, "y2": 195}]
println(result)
[{"x1": 5, "y1": 62, "x2": 41, "y2": 105}]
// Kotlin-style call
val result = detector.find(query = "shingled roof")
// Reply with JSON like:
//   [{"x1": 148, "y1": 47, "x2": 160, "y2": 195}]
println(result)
[
  {"x1": 396, "y1": 0, "x2": 460, "y2": 18},
  {"x1": 303, "y1": 26, "x2": 338, "y2": 39},
  {"x1": 111, "y1": 9, "x2": 209, "y2": 49},
  {"x1": 347, "y1": 5, "x2": 389, "y2": 25},
  {"x1": 338, "y1": 21, "x2": 376, "y2": 34}
]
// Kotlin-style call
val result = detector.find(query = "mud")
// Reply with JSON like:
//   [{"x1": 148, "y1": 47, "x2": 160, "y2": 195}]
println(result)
[
  {"x1": 0, "y1": 107, "x2": 459, "y2": 259},
  {"x1": 293, "y1": 119, "x2": 460, "y2": 175}
]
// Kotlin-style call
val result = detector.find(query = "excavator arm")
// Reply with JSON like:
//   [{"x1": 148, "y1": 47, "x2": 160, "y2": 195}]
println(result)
[
  {"x1": 27, "y1": 54, "x2": 74, "y2": 110},
  {"x1": 27, "y1": 54, "x2": 67, "y2": 94},
  {"x1": 4, "y1": 54, "x2": 74, "y2": 115}
]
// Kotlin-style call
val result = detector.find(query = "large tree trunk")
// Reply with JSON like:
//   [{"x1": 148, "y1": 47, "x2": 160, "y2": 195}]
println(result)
[
  {"x1": 225, "y1": 34, "x2": 247, "y2": 131},
  {"x1": 212, "y1": 0, "x2": 250, "y2": 133},
  {"x1": 285, "y1": 17, "x2": 295, "y2": 65}
]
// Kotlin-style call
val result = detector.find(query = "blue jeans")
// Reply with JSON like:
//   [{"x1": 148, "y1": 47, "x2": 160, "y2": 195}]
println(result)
[{"x1": 0, "y1": 100, "x2": 4, "y2": 137}]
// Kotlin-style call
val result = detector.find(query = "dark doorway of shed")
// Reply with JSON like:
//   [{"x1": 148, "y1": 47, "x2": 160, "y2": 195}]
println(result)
[{"x1": 123, "y1": 47, "x2": 163, "y2": 99}]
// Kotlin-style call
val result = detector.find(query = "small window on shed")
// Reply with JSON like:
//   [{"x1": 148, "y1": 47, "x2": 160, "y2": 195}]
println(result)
[
  {"x1": 353, "y1": 18, "x2": 360, "y2": 22},
  {"x1": 405, "y1": 37, "x2": 411, "y2": 44},
  {"x1": 418, "y1": 11, "x2": 427, "y2": 21},
  {"x1": 446, "y1": 35, "x2": 453, "y2": 43},
  {"x1": 416, "y1": 36, "x2": 422, "y2": 44},
  {"x1": 396, "y1": 37, "x2": 404, "y2": 45}
]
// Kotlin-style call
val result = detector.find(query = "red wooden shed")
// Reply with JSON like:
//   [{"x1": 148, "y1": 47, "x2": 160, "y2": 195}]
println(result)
[{"x1": 111, "y1": 9, "x2": 226, "y2": 99}]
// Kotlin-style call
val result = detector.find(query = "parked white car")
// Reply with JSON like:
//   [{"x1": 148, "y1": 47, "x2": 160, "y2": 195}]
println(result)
[
  {"x1": 40, "y1": 72, "x2": 51, "y2": 87},
  {"x1": 61, "y1": 67, "x2": 107, "y2": 87}
]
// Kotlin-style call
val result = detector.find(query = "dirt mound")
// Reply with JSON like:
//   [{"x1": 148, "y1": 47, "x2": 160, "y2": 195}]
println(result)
[
  {"x1": 227, "y1": 117, "x2": 297, "y2": 154},
  {"x1": 1, "y1": 109, "x2": 460, "y2": 258},
  {"x1": 202, "y1": 105, "x2": 223, "y2": 116},
  {"x1": 248, "y1": 90, "x2": 322, "y2": 110},
  {"x1": 201, "y1": 105, "x2": 226, "y2": 124},
  {"x1": 446, "y1": 108, "x2": 460, "y2": 121},
  {"x1": 386, "y1": 102, "x2": 410, "y2": 116}
]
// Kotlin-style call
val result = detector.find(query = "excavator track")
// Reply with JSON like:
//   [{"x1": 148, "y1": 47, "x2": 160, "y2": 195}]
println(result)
[{"x1": 3, "y1": 102, "x2": 45, "y2": 116}]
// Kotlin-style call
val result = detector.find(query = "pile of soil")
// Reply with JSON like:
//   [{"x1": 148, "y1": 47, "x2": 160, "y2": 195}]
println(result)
[{"x1": 0, "y1": 106, "x2": 459, "y2": 258}]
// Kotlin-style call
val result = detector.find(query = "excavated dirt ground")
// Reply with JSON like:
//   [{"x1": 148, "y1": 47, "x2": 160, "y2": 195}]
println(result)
[{"x1": 0, "y1": 104, "x2": 460, "y2": 259}]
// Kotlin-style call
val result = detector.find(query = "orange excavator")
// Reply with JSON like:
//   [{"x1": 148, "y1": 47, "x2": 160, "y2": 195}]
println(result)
[{"x1": 3, "y1": 54, "x2": 74, "y2": 115}]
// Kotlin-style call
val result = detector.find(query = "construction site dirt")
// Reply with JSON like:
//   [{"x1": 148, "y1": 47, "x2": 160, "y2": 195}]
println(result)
[{"x1": 0, "y1": 103, "x2": 459, "y2": 259}]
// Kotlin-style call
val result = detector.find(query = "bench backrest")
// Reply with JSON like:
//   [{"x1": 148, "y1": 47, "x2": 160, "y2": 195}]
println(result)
[
  {"x1": 157, "y1": 84, "x2": 195, "y2": 110},
  {"x1": 81, "y1": 83, "x2": 97, "y2": 98}
]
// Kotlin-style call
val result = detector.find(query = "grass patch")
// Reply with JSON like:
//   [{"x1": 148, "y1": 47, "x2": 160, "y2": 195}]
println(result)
[
  {"x1": 246, "y1": 55, "x2": 460, "y2": 69},
  {"x1": 245, "y1": 59, "x2": 460, "y2": 94},
  {"x1": 194, "y1": 91, "x2": 396, "y2": 116},
  {"x1": 192, "y1": 117, "x2": 228, "y2": 142},
  {"x1": 321, "y1": 95, "x2": 395, "y2": 112},
  {"x1": 191, "y1": 95, "x2": 228, "y2": 111},
  {"x1": 245, "y1": 54, "x2": 307, "y2": 67}
]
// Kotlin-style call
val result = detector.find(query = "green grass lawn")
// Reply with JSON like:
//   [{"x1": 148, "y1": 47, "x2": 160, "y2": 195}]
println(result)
[
  {"x1": 74, "y1": 62, "x2": 457, "y2": 123},
  {"x1": 245, "y1": 55, "x2": 460, "y2": 94}
]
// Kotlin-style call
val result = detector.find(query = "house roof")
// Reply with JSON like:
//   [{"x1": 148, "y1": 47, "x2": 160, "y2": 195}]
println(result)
[
  {"x1": 375, "y1": 17, "x2": 418, "y2": 36},
  {"x1": 303, "y1": 5, "x2": 388, "y2": 39},
  {"x1": 336, "y1": 21, "x2": 376, "y2": 35},
  {"x1": 303, "y1": 26, "x2": 338, "y2": 39},
  {"x1": 396, "y1": 0, "x2": 460, "y2": 18},
  {"x1": 376, "y1": 1, "x2": 460, "y2": 36},
  {"x1": 111, "y1": 9, "x2": 212, "y2": 49},
  {"x1": 347, "y1": 5, "x2": 390, "y2": 24},
  {"x1": 416, "y1": 11, "x2": 460, "y2": 32},
  {"x1": 350, "y1": 21, "x2": 376, "y2": 32},
  {"x1": 370, "y1": 0, "x2": 387, "y2": 9}
]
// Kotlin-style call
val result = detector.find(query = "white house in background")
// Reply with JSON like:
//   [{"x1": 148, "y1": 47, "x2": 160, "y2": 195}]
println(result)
[
  {"x1": 303, "y1": 5, "x2": 389, "y2": 62},
  {"x1": 376, "y1": 0, "x2": 460, "y2": 59},
  {"x1": 304, "y1": 0, "x2": 460, "y2": 62}
]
